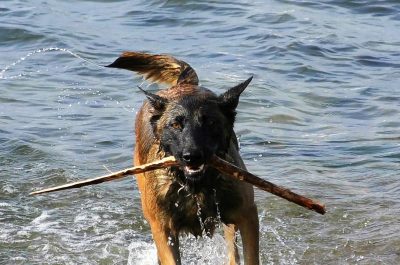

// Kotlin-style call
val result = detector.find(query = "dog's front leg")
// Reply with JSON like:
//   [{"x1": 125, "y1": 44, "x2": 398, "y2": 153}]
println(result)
[
  {"x1": 238, "y1": 204, "x2": 260, "y2": 265},
  {"x1": 224, "y1": 223, "x2": 240, "y2": 265},
  {"x1": 149, "y1": 222, "x2": 181, "y2": 265}
]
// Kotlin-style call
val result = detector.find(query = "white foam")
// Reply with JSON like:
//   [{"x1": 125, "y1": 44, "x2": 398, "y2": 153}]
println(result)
[
  {"x1": 31, "y1": 210, "x2": 59, "y2": 232},
  {"x1": 127, "y1": 241, "x2": 157, "y2": 265},
  {"x1": 2, "y1": 184, "x2": 17, "y2": 194},
  {"x1": 31, "y1": 210, "x2": 50, "y2": 224}
]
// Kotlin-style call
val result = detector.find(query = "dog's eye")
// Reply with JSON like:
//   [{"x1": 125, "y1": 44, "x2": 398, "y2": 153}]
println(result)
[
  {"x1": 171, "y1": 121, "x2": 182, "y2": 130},
  {"x1": 170, "y1": 116, "x2": 184, "y2": 130}
]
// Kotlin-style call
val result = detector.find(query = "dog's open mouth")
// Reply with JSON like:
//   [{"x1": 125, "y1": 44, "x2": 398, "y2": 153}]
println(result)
[
  {"x1": 184, "y1": 164, "x2": 205, "y2": 176},
  {"x1": 182, "y1": 164, "x2": 207, "y2": 185}
]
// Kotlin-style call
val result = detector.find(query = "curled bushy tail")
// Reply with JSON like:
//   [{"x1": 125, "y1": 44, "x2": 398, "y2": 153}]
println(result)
[{"x1": 107, "y1": 51, "x2": 199, "y2": 86}]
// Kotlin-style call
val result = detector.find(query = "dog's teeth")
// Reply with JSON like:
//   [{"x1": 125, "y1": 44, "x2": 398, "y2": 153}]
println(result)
[{"x1": 185, "y1": 164, "x2": 204, "y2": 173}]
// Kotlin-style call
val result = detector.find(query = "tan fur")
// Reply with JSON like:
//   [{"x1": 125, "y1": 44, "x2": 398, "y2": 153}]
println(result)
[{"x1": 107, "y1": 52, "x2": 199, "y2": 85}]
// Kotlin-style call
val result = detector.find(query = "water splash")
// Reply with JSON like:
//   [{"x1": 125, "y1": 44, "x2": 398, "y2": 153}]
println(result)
[
  {"x1": 194, "y1": 191, "x2": 223, "y2": 237},
  {"x1": 195, "y1": 195, "x2": 205, "y2": 234},
  {"x1": 213, "y1": 189, "x2": 222, "y2": 226},
  {"x1": 180, "y1": 233, "x2": 228, "y2": 265},
  {"x1": 127, "y1": 241, "x2": 157, "y2": 265},
  {"x1": 261, "y1": 216, "x2": 298, "y2": 265},
  {"x1": 0, "y1": 47, "x2": 103, "y2": 80}
]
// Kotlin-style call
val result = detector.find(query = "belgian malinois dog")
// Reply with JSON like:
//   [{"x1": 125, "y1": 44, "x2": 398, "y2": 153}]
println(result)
[{"x1": 107, "y1": 52, "x2": 259, "y2": 265}]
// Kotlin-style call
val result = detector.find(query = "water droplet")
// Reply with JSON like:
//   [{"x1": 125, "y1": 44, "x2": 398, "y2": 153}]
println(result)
[
  {"x1": 195, "y1": 195, "x2": 205, "y2": 234},
  {"x1": 213, "y1": 189, "x2": 221, "y2": 225},
  {"x1": 0, "y1": 47, "x2": 103, "y2": 79},
  {"x1": 167, "y1": 236, "x2": 174, "y2": 246}
]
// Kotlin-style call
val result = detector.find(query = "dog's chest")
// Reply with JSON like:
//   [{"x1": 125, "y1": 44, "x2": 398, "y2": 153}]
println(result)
[{"x1": 157, "y1": 175, "x2": 243, "y2": 236}]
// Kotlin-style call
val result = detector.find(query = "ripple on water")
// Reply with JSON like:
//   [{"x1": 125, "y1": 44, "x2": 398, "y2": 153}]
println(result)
[
  {"x1": 2, "y1": 140, "x2": 48, "y2": 166},
  {"x1": 248, "y1": 12, "x2": 296, "y2": 24},
  {"x1": 0, "y1": 27, "x2": 45, "y2": 44}
]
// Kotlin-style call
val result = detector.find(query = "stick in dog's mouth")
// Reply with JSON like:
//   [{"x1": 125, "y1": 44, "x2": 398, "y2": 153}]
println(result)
[{"x1": 29, "y1": 156, "x2": 326, "y2": 215}]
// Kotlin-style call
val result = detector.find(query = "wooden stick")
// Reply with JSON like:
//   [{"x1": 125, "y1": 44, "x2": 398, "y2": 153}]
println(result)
[
  {"x1": 210, "y1": 155, "x2": 326, "y2": 215},
  {"x1": 29, "y1": 156, "x2": 178, "y2": 195},
  {"x1": 30, "y1": 155, "x2": 326, "y2": 215}
]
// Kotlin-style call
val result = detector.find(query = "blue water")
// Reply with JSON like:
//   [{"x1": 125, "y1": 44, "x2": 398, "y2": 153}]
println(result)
[{"x1": 1, "y1": 0, "x2": 399, "y2": 264}]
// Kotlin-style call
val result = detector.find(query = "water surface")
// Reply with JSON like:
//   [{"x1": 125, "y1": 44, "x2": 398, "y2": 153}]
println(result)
[{"x1": 1, "y1": 0, "x2": 400, "y2": 264}]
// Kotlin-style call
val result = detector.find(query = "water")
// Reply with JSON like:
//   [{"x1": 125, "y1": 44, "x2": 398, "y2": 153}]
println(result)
[{"x1": 1, "y1": 0, "x2": 399, "y2": 264}]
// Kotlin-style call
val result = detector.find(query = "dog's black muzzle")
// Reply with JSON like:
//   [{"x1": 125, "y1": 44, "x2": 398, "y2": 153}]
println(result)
[{"x1": 179, "y1": 150, "x2": 208, "y2": 184}]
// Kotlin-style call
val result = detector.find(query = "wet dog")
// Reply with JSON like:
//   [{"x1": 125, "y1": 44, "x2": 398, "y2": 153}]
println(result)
[{"x1": 108, "y1": 52, "x2": 259, "y2": 265}]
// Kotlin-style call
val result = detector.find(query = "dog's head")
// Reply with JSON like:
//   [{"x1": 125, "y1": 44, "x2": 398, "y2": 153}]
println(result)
[{"x1": 143, "y1": 77, "x2": 252, "y2": 188}]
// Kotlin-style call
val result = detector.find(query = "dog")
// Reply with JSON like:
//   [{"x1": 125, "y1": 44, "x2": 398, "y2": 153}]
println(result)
[{"x1": 107, "y1": 52, "x2": 259, "y2": 265}]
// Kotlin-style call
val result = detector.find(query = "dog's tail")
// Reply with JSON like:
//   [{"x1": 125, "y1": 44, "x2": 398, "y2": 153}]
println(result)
[{"x1": 106, "y1": 51, "x2": 199, "y2": 86}]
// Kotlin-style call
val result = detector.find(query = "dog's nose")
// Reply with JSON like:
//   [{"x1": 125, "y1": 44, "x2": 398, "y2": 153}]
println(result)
[{"x1": 182, "y1": 152, "x2": 203, "y2": 165}]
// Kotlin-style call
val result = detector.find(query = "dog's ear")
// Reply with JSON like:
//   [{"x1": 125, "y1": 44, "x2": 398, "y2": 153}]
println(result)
[
  {"x1": 219, "y1": 76, "x2": 252, "y2": 112},
  {"x1": 138, "y1": 86, "x2": 167, "y2": 111}
]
